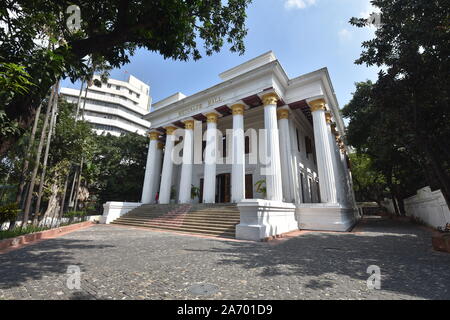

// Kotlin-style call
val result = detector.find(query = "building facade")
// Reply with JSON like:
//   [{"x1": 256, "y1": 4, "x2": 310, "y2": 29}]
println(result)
[
  {"x1": 139, "y1": 51, "x2": 358, "y2": 240},
  {"x1": 61, "y1": 75, "x2": 151, "y2": 136}
]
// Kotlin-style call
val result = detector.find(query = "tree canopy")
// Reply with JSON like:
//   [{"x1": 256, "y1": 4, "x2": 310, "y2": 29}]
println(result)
[
  {"x1": 0, "y1": 0, "x2": 252, "y2": 155},
  {"x1": 344, "y1": 0, "x2": 450, "y2": 209},
  {"x1": 88, "y1": 133, "x2": 148, "y2": 211}
]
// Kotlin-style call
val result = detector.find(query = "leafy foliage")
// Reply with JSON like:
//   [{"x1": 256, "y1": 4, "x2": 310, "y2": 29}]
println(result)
[
  {"x1": 0, "y1": 62, "x2": 35, "y2": 138},
  {"x1": 255, "y1": 179, "x2": 266, "y2": 197},
  {"x1": 345, "y1": 0, "x2": 450, "y2": 209},
  {"x1": 0, "y1": 225, "x2": 49, "y2": 240},
  {"x1": 0, "y1": 62, "x2": 34, "y2": 103},
  {"x1": 0, "y1": 0, "x2": 253, "y2": 155},
  {"x1": 50, "y1": 100, "x2": 95, "y2": 166},
  {"x1": 0, "y1": 202, "x2": 20, "y2": 224},
  {"x1": 348, "y1": 152, "x2": 387, "y2": 204},
  {"x1": 191, "y1": 185, "x2": 200, "y2": 200},
  {"x1": 88, "y1": 132, "x2": 148, "y2": 211}
]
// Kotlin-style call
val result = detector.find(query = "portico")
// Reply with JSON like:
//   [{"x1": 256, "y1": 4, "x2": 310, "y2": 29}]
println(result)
[{"x1": 139, "y1": 51, "x2": 358, "y2": 240}]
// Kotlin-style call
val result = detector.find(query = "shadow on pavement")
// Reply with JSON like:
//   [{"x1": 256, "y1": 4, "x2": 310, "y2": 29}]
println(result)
[
  {"x1": 0, "y1": 238, "x2": 114, "y2": 290},
  {"x1": 185, "y1": 217, "x2": 450, "y2": 299}
]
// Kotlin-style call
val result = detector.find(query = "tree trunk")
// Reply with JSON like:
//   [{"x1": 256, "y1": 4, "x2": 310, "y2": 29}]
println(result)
[
  {"x1": 33, "y1": 80, "x2": 60, "y2": 225},
  {"x1": 75, "y1": 80, "x2": 86, "y2": 120},
  {"x1": 387, "y1": 181, "x2": 400, "y2": 216},
  {"x1": 41, "y1": 182, "x2": 60, "y2": 228},
  {"x1": 16, "y1": 102, "x2": 42, "y2": 207},
  {"x1": 22, "y1": 84, "x2": 56, "y2": 227},
  {"x1": 73, "y1": 159, "x2": 84, "y2": 211},
  {"x1": 428, "y1": 151, "x2": 450, "y2": 210},
  {"x1": 396, "y1": 195, "x2": 405, "y2": 216},
  {"x1": 67, "y1": 167, "x2": 78, "y2": 209},
  {"x1": 419, "y1": 137, "x2": 450, "y2": 210},
  {"x1": 393, "y1": 184, "x2": 405, "y2": 216},
  {"x1": 391, "y1": 192, "x2": 400, "y2": 216},
  {"x1": 58, "y1": 174, "x2": 69, "y2": 227}
]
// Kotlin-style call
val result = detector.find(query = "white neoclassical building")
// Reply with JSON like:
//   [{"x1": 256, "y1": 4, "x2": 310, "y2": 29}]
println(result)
[{"x1": 127, "y1": 52, "x2": 357, "y2": 240}]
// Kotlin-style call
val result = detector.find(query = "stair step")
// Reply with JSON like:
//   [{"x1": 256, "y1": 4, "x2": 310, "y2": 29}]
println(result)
[
  {"x1": 128, "y1": 213, "x2": 240, "y2": 219},
  {"x1": 114, "y1": 219, "x2": 238, "y2": 231},
  {"x1": 111, "y1": 221, "x2": 235, "y2": 237},
  {"x1": 118, "y1": 216, "x2": 239, "y2": 224},
  {"x1": 111, "y1": 203, "x2": 240, "y2": 239}
]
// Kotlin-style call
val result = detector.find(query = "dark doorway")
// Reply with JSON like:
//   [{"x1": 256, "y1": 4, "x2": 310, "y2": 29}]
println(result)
[
  {"x1": 216, "y1": 173, "x2": 231, "y2": 203},
  {"x1": 245, "y1": 174, "x2": 253, "y2": 199},
  {"x1": 199, "y1": 178, "x2": 204, "y2": 203}
]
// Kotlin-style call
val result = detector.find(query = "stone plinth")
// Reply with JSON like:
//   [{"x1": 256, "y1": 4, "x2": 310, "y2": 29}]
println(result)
[
  {"x1": 296, "y1": 204, "x2": 357, "y2": 232},
  {"x1": 236, "y1": 199, "x2": 297, "y2": 241}
]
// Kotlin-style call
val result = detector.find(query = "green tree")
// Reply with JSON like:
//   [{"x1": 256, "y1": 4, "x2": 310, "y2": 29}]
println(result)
[
  {"x1": 42, "y1": 99, "x2": 95, "y2": 219},
  {"x1": 344, "y1": 81, "x2": 441, "y2": 214},
  {"x1": 348, "y1": 0, "x2": 450, "y2": 208},
  {"x1": 89, "y1": 133, "x2": 148, "y2": 212},
  {"x1": 0, "y1": 62, "x2": 34, "y2": 138},
  {"x1": 1, "y1": 0, "x2": 252, "y2": 155},
  {"x1": 348, "y1": 152, "x2": 387, "y2": 206}
]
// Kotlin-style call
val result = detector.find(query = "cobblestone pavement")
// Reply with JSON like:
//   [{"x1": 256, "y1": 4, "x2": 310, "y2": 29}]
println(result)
[{"x1": 0, "y1": 217, "x2": 449, "y2": 300}]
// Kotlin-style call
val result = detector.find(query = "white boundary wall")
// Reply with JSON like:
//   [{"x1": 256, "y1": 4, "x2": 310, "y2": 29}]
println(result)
[
  {"x1": 1, "y1": 215, "x2": 102, "y2": 230},
  {"x1": 381, "y1": 198, "x2": 396, "y2": 215},
  {"x1": 404, "y1": 186, "x2": 450, "y2": 229}
]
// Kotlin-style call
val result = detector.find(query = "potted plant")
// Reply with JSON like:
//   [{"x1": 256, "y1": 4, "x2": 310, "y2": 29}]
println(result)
[
  {"x1": 255, "y1": 179, "x2": 267, "y2": 199},
  {"x1": 432, "y1": 223, "x2": 450, "y2": 253},
  {"x1": 191, "y1": 184, "x2": 201, "y2": 201},
  {"x1": 170, "y1": 186, "x2": 176, "y2": 203}
]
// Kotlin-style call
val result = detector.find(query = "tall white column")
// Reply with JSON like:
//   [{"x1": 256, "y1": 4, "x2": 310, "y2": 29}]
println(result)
[
  {"x1": 336, "y1": 134, "x2": 357, "y2": 208},
  {"x1": 262, "y1": 93, "x2": 283, "y2": 202},
  {"x1": 203, "y1": 113, "x2": 219, "y2": 203},
  {"x1": 159, "y1": 126, "x2": 177, "y2": 204},
  {"x1": 309, "y1": 99, "x2": 337, "y2": 204},
  {"x1": 152, "y1": 142, "x2": 164, "y2": 201},
  {"x1": 231, "y1": 104, "x2": 245, "y2": 203},
  {"x1": 325, "y1": 113, "x2": 346, "y2": 205},
  {"x1": 277, "y1": 108, "x2": 295, "y2": 203},
  {"x1": 178, "y1": 120, "x2": 194, "y2": 204},
  {"x1": 141, "y1": 131, "x2": 160, "y2": 204}
]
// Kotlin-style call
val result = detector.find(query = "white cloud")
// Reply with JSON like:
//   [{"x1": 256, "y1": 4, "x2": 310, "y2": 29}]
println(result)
[
  {"x1": 360, "y1": 1, "x2": 381, "y2": 19},
  {"x1": 360, "y1": 0, "x2": 382, "y2": 29},
  {"x1": 338, "y1": 28, "x2": 352, "y2": 41},
  {"x1": 284, "y1": 0, "x2": 317, "y2": 10}
]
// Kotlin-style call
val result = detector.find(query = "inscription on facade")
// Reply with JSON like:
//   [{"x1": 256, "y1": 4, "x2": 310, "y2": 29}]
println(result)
[
  {"x1": 208, "y1": 96, "x2": 223, "y2": 106},
  {"x1": 177, "y1": 96, "x2": 223, "y2": 117},
  {"x1": 178, "y1": 103, "x2": 203, "y2": 117}
]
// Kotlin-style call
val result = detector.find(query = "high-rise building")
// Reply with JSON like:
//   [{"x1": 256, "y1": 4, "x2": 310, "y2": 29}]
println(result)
[{"x1": 60, "y1": 75, "x2": 151, "y2": 136}]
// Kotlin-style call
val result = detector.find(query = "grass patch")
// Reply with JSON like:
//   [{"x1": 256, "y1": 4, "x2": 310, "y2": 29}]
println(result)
[{"x1": 0, "y1": 225, "x2": 50, "y2": 241}]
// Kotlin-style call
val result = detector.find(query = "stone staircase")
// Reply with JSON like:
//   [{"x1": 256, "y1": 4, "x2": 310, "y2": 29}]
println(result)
[{"x1": 110, "y1": 203, "x2": 240, "y2": 238}]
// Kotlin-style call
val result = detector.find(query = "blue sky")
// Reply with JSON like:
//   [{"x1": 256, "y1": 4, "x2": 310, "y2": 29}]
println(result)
[{"x1": 63, "y1": 0, "x2": 380, "y2": 109}]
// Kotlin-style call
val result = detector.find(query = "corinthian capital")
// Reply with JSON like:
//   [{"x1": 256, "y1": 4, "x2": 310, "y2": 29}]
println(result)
[{"x1": 308, "y1": 98, "x2": 326, "y2": 112}]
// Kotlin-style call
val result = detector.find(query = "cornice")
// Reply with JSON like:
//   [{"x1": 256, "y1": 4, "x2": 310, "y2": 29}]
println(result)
[{"x1": 144, "y1": 61, "x2": 279, "y2": 122}]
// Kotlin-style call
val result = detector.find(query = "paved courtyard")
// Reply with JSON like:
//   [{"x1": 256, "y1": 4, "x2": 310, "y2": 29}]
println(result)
[{"x1": 0, "y1": 217, "x2": 449, "y2": 300}]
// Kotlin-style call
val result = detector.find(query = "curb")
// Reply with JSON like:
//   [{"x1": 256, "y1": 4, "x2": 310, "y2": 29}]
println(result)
[{"x1": 0, "y1": 221, "x2": 94, "y2": 253}]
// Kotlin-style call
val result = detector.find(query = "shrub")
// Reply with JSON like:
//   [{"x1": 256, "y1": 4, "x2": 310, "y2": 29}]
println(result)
[
  {"x1": 0, "y1": 225, "x2": 48, "y2": 240},
  {"x1": 0, "y1": 203, "x2": 20, "y2": 225},
  {"x1": 63, "y1": 211, "x2": 87, "y2": 218}
]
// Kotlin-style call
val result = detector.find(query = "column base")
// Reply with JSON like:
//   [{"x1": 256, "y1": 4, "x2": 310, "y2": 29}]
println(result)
[
  {"x1": 236, "y1": 199, "x2": 297, "y2": 241},
  {"x1": 296, "y1": 204, "x2": 358, "y2": 232}
]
